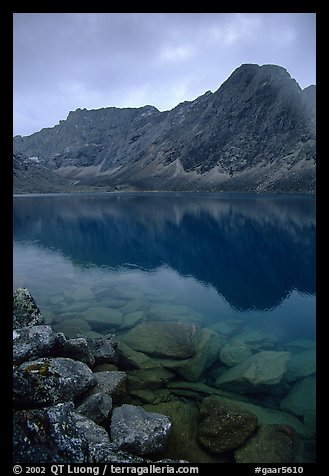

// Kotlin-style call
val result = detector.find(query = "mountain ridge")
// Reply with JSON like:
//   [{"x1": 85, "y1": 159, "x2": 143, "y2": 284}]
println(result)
[{"x1": 13, "y1": 63, "x2": 316, "y2": 193}]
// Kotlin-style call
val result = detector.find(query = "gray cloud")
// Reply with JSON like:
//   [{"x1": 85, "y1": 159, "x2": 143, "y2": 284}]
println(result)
[{"x1": 13, "y1": 13, "x2": 316, "y2": 136}]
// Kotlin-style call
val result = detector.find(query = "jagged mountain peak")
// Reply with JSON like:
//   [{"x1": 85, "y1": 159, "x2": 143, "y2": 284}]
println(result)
[{"x1": 13, "y1": 63, "x2": 316, "y2": 194}]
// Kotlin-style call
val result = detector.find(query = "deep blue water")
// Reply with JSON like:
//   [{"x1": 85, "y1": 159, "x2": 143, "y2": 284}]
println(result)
[{"x1": 13, "y1": 192, "x2": 316, "y2": 342}]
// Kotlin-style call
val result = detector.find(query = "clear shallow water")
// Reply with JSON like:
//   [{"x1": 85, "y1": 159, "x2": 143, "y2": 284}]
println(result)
[{"x1": 13, "y1": 192, "x2": 316, "y2": 461}]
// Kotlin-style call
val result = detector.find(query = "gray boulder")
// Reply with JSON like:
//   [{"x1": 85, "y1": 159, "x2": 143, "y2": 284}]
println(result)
[
  {"x1": 198, "y1": 396, "x2": 258, "y2": 454},
  {"x1": 58, "y1": 337, "x2": 95, "y2": 367},
  {"x1": 234, "y1": 425, "x2": 304, "y2": 463},
  {"x1": 88, "y1": 443, "x2": 146, "y2": 463},
  {"x1": 13, "y1": 288, "x2": 45, "y2": 329},
  {"x1": 73, "y1": 412, "x2": 111, "y2": 445},
  {"x1": 14, "y1": 357, "x2": 96, "y2": 407},
  {"x1": 13, "y1": 325, "x2": 66, "y2": 365},
  {"x1": 87, "y1": 334, "x2": 118, "y2": 364},
  {"x1": 13, "y1": 403, "x2": 89, "y2": 463},
  {"x1": 111, "y1": 404, "x2": 171, "y2": 455},
  {"x1": 76, "y1": 392, "x2": 112, "y2": 424},
  {"x1": 89, "y1": 371, "x2": 127, "y2": 404},
  {"x1": 215, "y1": 350, "x2": 290, "y2": 393}
]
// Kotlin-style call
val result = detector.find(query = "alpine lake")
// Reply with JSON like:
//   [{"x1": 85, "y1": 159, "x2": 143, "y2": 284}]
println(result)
[{"x1": 13, "y1": 192, "x2": 316, "y2": 463}]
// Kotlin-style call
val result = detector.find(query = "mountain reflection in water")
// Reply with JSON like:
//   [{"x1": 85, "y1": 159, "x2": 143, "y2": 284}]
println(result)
[{"x1": 14, "y1": 192, "x2": 315, "y2": 314}]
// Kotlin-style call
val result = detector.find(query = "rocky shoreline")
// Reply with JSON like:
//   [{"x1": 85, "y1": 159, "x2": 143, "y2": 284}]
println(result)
[{"x1": 13, "y1": 288, "x2": 315, "y2": 463}]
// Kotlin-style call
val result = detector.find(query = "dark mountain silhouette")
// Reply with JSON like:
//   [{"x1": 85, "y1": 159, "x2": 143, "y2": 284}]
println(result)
[{"x1": 14, "y1": 64, "x2": 316, "y2": 193}]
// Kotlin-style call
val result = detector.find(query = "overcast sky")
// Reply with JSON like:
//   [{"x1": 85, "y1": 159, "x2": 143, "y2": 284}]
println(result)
[{"x1": 13, "y1": 12, "x2": 316, "y2": 137}]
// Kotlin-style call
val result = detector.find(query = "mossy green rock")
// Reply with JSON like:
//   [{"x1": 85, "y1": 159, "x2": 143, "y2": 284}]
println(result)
[
  {"x1": 280, "y1": 375, "x2": 316, "y2": 434},
  {"x1": 207, "y1": 395, "x2": 312, "y2": 438},
  {"x1": 143, "y1": 401, "x2": 229, "y2": 463},
  {"x1": 198, "y1": 396, "x2": 258, "y2": 454},
  {"x1": 234, "y1": 425, "x2": 304, "y2": 463}
]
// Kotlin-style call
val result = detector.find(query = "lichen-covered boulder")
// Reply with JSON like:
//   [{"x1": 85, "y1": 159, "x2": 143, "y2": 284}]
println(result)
[
  {"x1": 198, "y1": 396, "x2": 258, "y2": 454},
  {"x1": 13, "y1": 288, "x2": 45, "y2": 329},
  {"x1": 59, "y1": 337, "x2": 95, "y2": 367},
  {"x1": 13, "y1": 403, "x2": 89, "y2": 463},
  {"x1": 89, "y1": 370, "x2": 127, "y2": 404},
  {"x1": 13, "y1": 325, "x2": 66, "y2": 365},
  {"x1": 75, "y1": 392, "x2": 112, "y2": 424},
  {"x1": 88, "y1": 443, "x2": 147, "y2": 463},
  {"x1": 73, "y1": 412, "x2": 111, "y2": 445},
  {"x1": 234, "y1": 425, "x2": 304, "y2": 463},
  {"x1": 87, "y1": 334, "x2": 118, "y2": 364},
  {"x1": 110, "y1": 404, "x2": 171, "y2": 455},
  {"x1": 13, "y1": 357, "x2": 96, "y2": 407}
]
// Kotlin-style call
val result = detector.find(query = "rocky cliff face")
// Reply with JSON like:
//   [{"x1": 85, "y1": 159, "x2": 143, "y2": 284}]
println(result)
[{"x1": 13, "y1": 64, "x2": 316, "y2": 193}]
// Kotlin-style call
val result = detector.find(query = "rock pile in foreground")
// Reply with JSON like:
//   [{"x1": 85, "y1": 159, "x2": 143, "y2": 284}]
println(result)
[
  {"x1": 13, "y1": 288, "x2": 313, "y2": 464},
  {"x1": 13, "y1": 288, "x2": 179, "y2": 464}
]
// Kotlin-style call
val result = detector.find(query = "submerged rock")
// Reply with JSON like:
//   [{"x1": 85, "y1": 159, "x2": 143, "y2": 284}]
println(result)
[
  {"x1": 143, "y1": 400, "x2": 229, "y2": 463},
  {"x1": 206, "y1": 395, "x2": 312, "y2": 438},
  {"x1": 119, "y1": 311, "x2": 145, "y2": 330},
  {"x1": 110, "y1": 404, "x2": 171, "y2": 455},
  {"x1": 280, "y1": 375, "x2": 316, "y2": 433},
  {"x1": 209, "y1": 319, "x2": 245, "y2": 337},
  {"x1": 175, "y1": 328, "x2": 226, "y2": 382},
  {"x1": 219, "y1": 341, "x2": 253, "y2": 367},
  {"x1": 13, "y1": 403, "x2": 89, "y2": 463},
  {"x1": 198, "y1": 396, "x2": 258, "y2": 454},
  {"x1": 52, "y1": 318, "x2": 92, "y2": 338},
  {"x1": 284, "y1": 349, "x2": 316, "y2": 382},
  {"x1": 13, "y1": 288, "x2": 45, "y2": 329},
  {"x1": 234, "y1": 424, "x2": 304, "y2": 463},
  {"x1": 82, "y1": 306, "x2": 123, "y2": 329},
  {"x1": 232, "y1": 329, "x2": 278, "y2": 350},
  {"x1": 215, "y1": 350, "x2": 290, "y2": 393},
  {"x1": 147, "y1": 303, "x2": 203, "y2": 323},
  {"x1": 118, "y1": 341, "x2": 161, "y2": 370},
  {"x1": 121, "y1": 321, "x2": 198, "y2": 359},
  {"x1": 13, "y1": 357, "x2": 96, "y2": 407},
  {"x1": 126, "y1": 367, "x2": 175, "y2": 390}
]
